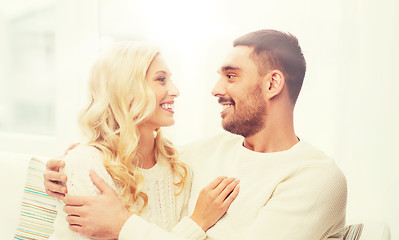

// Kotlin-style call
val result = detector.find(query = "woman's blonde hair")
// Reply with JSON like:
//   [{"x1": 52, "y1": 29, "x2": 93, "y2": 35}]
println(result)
[{"x1": 78, "y1": 42, "x2": 188, "y2": 213}]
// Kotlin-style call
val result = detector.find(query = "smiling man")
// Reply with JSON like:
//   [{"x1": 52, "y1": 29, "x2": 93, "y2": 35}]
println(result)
[{"x1": 44, "y1": 29, "x2": 347, "y2": 240}]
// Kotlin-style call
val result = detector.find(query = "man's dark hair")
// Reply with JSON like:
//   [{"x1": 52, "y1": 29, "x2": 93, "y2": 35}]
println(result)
[{"x1": 233, "y1": 29, "x2": 306, "y2": 104}]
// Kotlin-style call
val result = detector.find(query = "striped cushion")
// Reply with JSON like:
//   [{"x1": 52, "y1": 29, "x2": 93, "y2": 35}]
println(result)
[
  {"x1": 14, "y1": 157, "x2": 57, "y2": 240},
  {"x1": 343, "y1": 224, "x2": 364, "y2": 240}
]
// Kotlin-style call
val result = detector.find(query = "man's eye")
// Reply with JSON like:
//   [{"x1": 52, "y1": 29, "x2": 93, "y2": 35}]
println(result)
[{"x1": 227, "y1": 74, "x2": 234, "y2": 79}]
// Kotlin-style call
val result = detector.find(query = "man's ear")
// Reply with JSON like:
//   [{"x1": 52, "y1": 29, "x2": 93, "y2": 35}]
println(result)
[{"x1": 265, "y1": 70, "x2": 285, "y2": 99}]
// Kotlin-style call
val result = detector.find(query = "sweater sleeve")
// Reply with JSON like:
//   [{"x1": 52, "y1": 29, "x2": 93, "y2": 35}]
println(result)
[
  {"x1": 63, "y1": 146, "x2": 115, "y2": 196},
  {"x1": 245, "y1": 162, "x2": 347, "y2": 240},
  {"x1": 59, "y1": 146, "x2": 114, "y2": 240},
  {"x1": 119, "y1": 215, "x2": 206, "y2": 240}
]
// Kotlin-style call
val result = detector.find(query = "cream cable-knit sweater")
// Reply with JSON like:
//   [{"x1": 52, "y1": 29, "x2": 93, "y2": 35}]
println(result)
[
  {"x1": 119, "y1": 133, "x2": 347, "y2": 240},
  {"x1": 49, "y1": 145, "x2": 205, "y2": 240}
]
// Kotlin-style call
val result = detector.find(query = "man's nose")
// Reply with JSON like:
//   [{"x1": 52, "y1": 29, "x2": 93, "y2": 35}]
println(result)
[{"x1": 211, "y1": 78, "x2": 226, "y2": 97}]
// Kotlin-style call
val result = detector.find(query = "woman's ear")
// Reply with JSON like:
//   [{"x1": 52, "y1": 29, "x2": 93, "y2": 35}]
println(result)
[{"x1": 265, "y1": 70, "x2": 285, "y2": 99}]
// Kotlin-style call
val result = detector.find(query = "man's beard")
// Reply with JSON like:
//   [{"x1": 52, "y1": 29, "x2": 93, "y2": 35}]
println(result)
[{"x1": 220, "y1": 84, "x2": 266, "y2": 138}]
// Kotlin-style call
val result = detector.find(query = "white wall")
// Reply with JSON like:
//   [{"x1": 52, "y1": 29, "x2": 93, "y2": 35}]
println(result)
[{"x1": 1, "y1": 0, "x2": 397, "y2": 237}]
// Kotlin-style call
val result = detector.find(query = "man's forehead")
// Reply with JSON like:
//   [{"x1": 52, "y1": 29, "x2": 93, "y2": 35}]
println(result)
[{"x1": 218, "y1": 46, "x2": 254, "y2": 72}]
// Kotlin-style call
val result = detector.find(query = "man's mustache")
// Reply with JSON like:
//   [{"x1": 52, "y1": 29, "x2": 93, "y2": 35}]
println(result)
[{"x1": 218, "y1": 97, "x2": 235, "y2": 104}]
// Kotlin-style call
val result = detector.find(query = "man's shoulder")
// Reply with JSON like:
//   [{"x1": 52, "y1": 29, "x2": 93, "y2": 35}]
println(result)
[
  {"x1": 293, "y1": 139, "x2": 346, "y2": 185},
  {"x1": 294, "y1": 139, "x2": 331, "y2": 162},
  {"x1": 289, "y1": 139, "x2": 344, "y2": 178}
]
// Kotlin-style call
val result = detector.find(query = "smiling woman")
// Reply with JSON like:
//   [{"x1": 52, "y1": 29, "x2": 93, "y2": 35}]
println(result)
[
  {"x1": 50, "y1": 41, "x2": 192, "y2": 239},
  {"x1": 143, "y1": 54, "x2": 180, "y2": 129}
]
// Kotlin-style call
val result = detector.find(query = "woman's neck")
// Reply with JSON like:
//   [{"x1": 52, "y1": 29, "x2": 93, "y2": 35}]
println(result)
[{"x1": 137, "y1": 127, "x2": 157, "y2": 169}]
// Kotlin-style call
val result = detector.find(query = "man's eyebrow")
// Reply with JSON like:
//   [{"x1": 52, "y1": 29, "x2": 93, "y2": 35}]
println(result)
[{"x1": 217, "y1": 65, "x2": 240, "y2": 74}]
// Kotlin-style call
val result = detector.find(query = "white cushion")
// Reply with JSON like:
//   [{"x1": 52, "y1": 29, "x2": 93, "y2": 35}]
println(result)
[
  {"x1": 344, "y1": 221, "x2": 391, "y2": 240},
  {"x1": 360, "y1": 221, "x2": 391, "y2": 240},
  {"x1": 0, "y1": 152, "x2": 32, "y2": 239}
]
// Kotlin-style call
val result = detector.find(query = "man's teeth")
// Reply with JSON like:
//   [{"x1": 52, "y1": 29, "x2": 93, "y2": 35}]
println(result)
[
  {"x1": 222, "y1": 104, "x2": 233, "y2": 110},
  {"x1": 161, "y1": 103, "x2": 174, "y2": 110}
]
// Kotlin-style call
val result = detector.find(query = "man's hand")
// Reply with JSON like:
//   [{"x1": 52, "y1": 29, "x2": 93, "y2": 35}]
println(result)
[
  {"x1": 44, "y1": 159, "x2": 67, "y2": 200},
  {"x1": 190, "y1": 176, "x2": 240, "y2": 231},
  {"x1": 63, "y1": 170, "x2": 132, "y2": 239},
  {"x1": 43, "y1": 143, "x2": 80, "y2": 200}
]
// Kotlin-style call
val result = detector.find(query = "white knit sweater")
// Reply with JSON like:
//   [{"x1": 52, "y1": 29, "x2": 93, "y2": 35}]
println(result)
[
  {"x1": 119, "y1": 133, "x2": 347, "y2": 240},
  {"x1": 49, "y1": 145, "x2": 205, "y2": 240}
]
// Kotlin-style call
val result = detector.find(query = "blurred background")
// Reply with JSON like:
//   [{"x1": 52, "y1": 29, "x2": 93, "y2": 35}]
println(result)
[{"x1": 0, "y1": 0, "x2": 398, "y2": 237}]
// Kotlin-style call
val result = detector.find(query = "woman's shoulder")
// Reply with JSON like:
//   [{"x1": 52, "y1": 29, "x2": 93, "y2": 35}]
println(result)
[{"x1": 64, "y1": 144, "x2": 104, "y2": 168}]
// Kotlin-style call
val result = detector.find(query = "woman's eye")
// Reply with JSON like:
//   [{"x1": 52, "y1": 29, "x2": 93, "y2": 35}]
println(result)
[{"x1": 157, "y1": 77, "x2": 166, "y2": 82}]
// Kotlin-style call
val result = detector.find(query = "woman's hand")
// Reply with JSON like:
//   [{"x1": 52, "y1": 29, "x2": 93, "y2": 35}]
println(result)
[{"x1": 190, "y1": 176, "x2": 240, "y2": 232}]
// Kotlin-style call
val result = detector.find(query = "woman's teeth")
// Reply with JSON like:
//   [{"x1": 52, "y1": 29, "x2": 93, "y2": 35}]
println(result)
[{"x1": 161, "y1": 103, "x2": 174, "y2": 110}]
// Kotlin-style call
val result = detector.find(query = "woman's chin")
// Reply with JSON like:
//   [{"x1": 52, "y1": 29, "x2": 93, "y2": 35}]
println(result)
[
  {"x1": 163, "y1": 120, "x2": 175, "y2": 127},
  {"x1": 155, "y1": 119, "x2": 175, "y2": 129}
]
